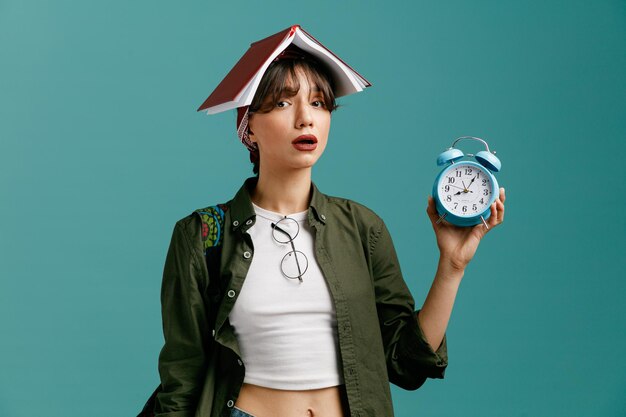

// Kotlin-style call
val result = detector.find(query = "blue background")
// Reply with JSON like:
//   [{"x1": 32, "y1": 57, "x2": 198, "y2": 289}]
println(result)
[{"x1": 1, "y1": 1, "x2": 625, "y2": 416}]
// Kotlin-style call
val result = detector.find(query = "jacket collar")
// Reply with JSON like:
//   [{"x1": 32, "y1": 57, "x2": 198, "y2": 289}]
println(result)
[
  {"x1": 308, "y1": 182, "x2": 328, "y2": 227},
  {"x1": 229, "y1": 177, "x2": 328, "y2": 232}
]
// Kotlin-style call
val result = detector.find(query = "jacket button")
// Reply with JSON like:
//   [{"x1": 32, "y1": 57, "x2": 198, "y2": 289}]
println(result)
[
  {"x1": 245, "y1": 219, "x2": 253, "y2": 226},
  {"x1": 211, "y1": 329, "x2": 216, "y2": 337},
  {"x1": 237, "y1": 359, "x2": 243, "y2": 366},
  {"x1": 227, "y1": 290, "x2": 236, "y2": 298},
  {"x1": 320, "y1": 214, "x2": 326, "y2": 220},
  {"x1": 227, "y1": 400, "x2": 234, "y2": 408},
  {"x1": 243, "y1": 251, "x2": 252, "y2": 259},
  {"x1": 233, "y1": 220, "x2": 239, "y2": 227}
]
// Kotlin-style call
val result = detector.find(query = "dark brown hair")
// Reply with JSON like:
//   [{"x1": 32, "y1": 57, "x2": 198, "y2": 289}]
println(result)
[{"x1": 248, "y1": 48, "x2": 338, "y2": 174}]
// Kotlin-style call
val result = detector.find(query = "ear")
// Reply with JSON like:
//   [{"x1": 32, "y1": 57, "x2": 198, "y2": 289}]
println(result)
[
  {"x1": 247, "y1": 115, "x2": 256, "y2": 141},
  {"x1": 248, "y1": 128, "x2": 256, "y2": 142}
]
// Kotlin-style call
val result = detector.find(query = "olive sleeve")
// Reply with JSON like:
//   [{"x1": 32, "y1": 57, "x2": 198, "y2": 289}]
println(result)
[
  {"x1": 370, "y1": 218, "x2": 448, "y2": 390},
  {"x1": 155, "y1": 217, "x2": 210, "y2": 417}
]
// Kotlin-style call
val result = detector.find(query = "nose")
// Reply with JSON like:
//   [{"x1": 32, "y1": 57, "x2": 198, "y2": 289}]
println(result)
[{"x1": 295, "y1": 102, "x2": 313, "y2": 129}]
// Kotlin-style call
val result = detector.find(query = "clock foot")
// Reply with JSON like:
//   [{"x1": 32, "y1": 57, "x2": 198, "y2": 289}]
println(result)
[
  {"x1": 436, "y1": 213, "x2": 447, "y2": 224},
  {"x1": 480, "y1": 215, "x2": 490, "y2": 230}
]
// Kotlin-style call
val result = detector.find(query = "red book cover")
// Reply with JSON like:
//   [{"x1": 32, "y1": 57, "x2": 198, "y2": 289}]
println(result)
[{"x1": 197, "y1": 26, "x2": 297, "y2": 112}]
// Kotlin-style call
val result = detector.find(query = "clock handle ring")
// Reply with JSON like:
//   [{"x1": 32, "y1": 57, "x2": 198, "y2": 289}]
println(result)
[
  {"x1": 451, "y1": 136, "x2": 491, "y2": 152},
  {"x1": 450, "y1": 136, "x2": 501, "y2": 172}
]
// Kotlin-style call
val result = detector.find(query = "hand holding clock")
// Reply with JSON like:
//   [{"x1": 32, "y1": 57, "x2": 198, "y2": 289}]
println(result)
[{"x1": 427, "y1": 187, "x2": 506, "y2": 273}]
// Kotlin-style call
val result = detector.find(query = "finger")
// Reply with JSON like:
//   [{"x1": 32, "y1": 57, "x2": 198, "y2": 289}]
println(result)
[
  {"x1": 426, "y1": 196, "x2": 441, "y2": 225},
  {"x1": 499, "y1": 187, "x2": 506, "y2": 204},
  {"x1": 496, "y1": 196, "x2": 505, "y2": 223},
  {"x1": 487, "y1": 198, "x2": 505, "y2": 228},
  {"x1": 472, "y1": 221, "x2": 488, "y2": 238},
  {"x1": 487, "y1": 202, "x2": 498, "y2": 228}
]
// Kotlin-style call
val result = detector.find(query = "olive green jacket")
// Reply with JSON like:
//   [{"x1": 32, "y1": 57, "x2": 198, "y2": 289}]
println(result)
[{"x1": 155, "y1": 178, "x2": 448, "y2": 417}]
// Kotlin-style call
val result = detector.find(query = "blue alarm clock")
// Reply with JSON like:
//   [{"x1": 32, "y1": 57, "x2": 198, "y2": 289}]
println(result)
[{"x1": 432, "y1": 136, "x2": 501, "y2": 228}]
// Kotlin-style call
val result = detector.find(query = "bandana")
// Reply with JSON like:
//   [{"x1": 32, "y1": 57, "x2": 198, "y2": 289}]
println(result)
[{"x1": 236, "y1": 106, "x2": 256, "y2": 152}]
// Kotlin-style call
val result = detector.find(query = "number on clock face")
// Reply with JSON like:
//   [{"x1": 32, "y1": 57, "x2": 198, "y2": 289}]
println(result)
[{"x1": 438, "y1": 164, "x2": 491, "y2": 217}]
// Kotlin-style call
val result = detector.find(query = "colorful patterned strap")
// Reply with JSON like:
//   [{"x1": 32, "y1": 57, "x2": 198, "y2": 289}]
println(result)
[{"x1": 195, "y1": 204, "x2": 228, "y2": 252}]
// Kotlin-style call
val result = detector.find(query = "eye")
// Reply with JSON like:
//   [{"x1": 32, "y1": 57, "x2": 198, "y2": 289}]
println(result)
[
  {"x1": 311, "y1": 100, "x2": 326, "y2": 108},
  {"x1": 275, "y1": 100, "x2": 292, "y2": 108}
]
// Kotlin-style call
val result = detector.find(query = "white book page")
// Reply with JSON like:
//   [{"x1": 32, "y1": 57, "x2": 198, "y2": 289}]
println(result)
[
  {"x1": 203, "y1": 100, "x2": 239, "y2": 115},
  {"x1": 296, "y1": 27, "x2": 368, "y2": 88},
  {"x1": 291, "y1": 29, "x2": 364, "y2": 97}
]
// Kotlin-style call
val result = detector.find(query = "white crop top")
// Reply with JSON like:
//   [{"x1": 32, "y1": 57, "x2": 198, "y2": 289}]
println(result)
[{"x1": 228, "y1": 203, "x2": 344, "y2": 390}]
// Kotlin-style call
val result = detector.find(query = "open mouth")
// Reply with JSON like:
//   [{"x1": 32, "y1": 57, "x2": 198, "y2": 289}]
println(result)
[
  {"x1": 292, "y1": 135, "x2": 318, "y2": 145},
  {"x1": 292, "y1": 135, "x2": 318, "y2": 151}
]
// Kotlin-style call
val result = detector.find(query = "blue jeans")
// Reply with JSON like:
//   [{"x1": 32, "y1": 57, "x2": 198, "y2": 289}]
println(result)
[{"x1": 231, "y1": 407, "x2": 255, "y2": 417}]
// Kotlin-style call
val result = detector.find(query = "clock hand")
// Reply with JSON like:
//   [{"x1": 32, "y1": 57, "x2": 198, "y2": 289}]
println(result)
[
  {"x1": 454, "y1": 190, "x2": 473, "y2": 196},
  {"x1": 466, "y1": 175, "x2": 477, "y2": 190},
  {"x1": 448, "y1": 184, "x2": 465, "y2": 191},
  {"x1": 459, "y1": 180, "x2": 474, "y2": 194}
]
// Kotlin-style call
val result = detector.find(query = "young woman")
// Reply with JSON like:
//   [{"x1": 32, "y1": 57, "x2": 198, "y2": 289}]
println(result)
[{"x1": 153, "y1": 39, "x2": 505, "y2": 417}]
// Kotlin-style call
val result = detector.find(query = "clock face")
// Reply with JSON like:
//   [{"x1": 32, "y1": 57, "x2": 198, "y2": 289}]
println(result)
[{"x1": 437, "y1": 163, "x2": 494, "y2": 217}]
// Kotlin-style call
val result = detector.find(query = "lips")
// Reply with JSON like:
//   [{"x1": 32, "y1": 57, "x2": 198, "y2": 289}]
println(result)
[{"x1": 292, "y1": 134, "x2": 318, "y2": 151}]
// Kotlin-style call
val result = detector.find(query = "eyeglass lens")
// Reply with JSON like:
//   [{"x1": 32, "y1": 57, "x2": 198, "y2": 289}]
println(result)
[
  {"x1": 271, "y1": 217, "x2": 308, "y2": 282},
  {"x1": 281, "y1": 250, "x2": 309, "y2": 281},
  {"x1": 271, "y1": 217, "x2": 299, "y2": 243}
]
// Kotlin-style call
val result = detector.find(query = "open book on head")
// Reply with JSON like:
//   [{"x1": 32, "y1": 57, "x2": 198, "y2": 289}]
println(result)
[{"x1": 197, "y1": 25, "x2": 371, "y2": 115}]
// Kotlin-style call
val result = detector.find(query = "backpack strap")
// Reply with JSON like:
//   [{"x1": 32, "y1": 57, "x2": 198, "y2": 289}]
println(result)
[
  {"x1": 195, "y1": 203, "x2": 228, "y2": 252},
  {"x1": 137, "y1": 204, "x2": 229, "y2": 417},
  {"x1": 194, "y1": 203, "x2": 229, "y2": 317}
]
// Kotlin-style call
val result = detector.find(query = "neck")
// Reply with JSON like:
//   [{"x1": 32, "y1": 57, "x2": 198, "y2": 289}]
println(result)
[{"x1": 251, "y1": 167, "x2": 312, "y2": 215}]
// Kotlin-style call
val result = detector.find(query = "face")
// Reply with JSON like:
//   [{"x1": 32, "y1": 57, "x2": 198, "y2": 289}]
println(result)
[{"x1": 248, "y1": 68, "x2": 331, "y2": 175}]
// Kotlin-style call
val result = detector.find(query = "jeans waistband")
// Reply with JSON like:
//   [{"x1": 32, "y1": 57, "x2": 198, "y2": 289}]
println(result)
[{"x1": 231, "y1": 406, "x2": 255, "y2": 417}]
